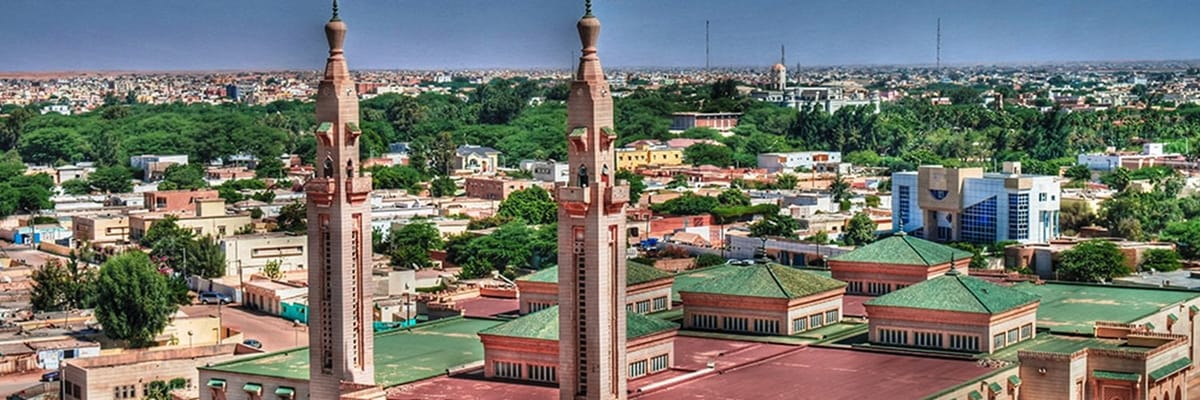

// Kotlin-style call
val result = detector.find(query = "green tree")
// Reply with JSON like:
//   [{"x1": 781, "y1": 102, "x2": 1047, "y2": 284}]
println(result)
[
  {"x1": 773, "y1": 173, "x2": 798, "y2": 190},
  {"x1": 1059, "y1": 201, "x2": 1096, "y2": 236},
  {"x1": 651, "y1": 193, "x2": 719, "y2": 215},
  {"x1": 717, "y1": 188, "x2": 751, "y2": 207},
  {"x1": 749, "y1": 213, "x2": 802, "y2": 239},
  {"x1": 94, "y1": 252, "x2": 176, "y2": 347},
  {"x1": 17, "y1": 127, "x2": 88, "y2": 165},
  {"x1": 189, "y1": 235, "x2": 227, "y2": 278},
  {"x1": 254, "y1": 155, "x2": 285, "y2": 179},
  {"x1": 88, "y1": 166, "x2": 133, "y2": 193},
  {"x1": 806, "y1": 230, "x2": 830, "y2": 245},
  {"x1": 387, "y1": 222, "x2": 444, "y2": 269},
  {"x1": 1162, "y1": 220, "x2": 1200, "y2": 259},
  {"x1": 843, "y1": 213, "x2": 878, "y2": 246},
  {"x1": 262, "y1": 259, "x2": 284, "y2": 280},
  {"x1": 683, "y1": 143, "x2": 734, "y2": 167},
  {"x1": 829, "y1": 173, "x2": 851, "y2": 203},
  {"x1": 458, "y1": 257, "x2": 494, "y2": 280},
  {"x1": 274, "y1": 201, "x2": 306, "y2": 233},
  {"x1": 497, "y1": 186, "x2": 556, "y2": 225},
  {"x1": 865, "y1": 195, "x2": 881, "y2": 208},
  {"x1": 429, "y1": 176, "x2": 457, "y2": 197},
  {"x1": 667, "y1": 174, "x2": 690, "y2": 189},
  {"x1": 695, "y1": 253, "x2": 726, "y2": 268},
  {"x1": 30, "y1": 259, "x2": 72, "y2": 312},
  {"x1": 1064, "y1": 164, "x2": 1091, "y2": 181},
  {"x1": 61, "y1": 179, "x2": 92, "y2": 195},
  {"x1": 1101, "y1": 167, "x2": 1131, "y2": 191},
  {"x1": 1140, "y1": 249, "x2": 1182, "y2": 272},
  {"x1": 157, "y1": 164, "x2": 207, "y2": 191},
  {"x1": 1057, "y1": 240, "x2": 1129, "y2": 282}
]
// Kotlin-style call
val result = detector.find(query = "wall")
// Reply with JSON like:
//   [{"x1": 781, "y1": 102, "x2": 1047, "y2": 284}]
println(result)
[
  {"x1": 219, "y1": 233, "x2": 308, "y2": 278},
  {"x1": 198, "y1": 369, "x2": 307, "y2": 400}
]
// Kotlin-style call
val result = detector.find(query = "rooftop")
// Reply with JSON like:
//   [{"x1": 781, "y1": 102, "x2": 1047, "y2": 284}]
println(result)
[
  {"x1": 516, "y1": 261, "x2": 671, "y2": 286},
  {"x1": 830, "y1": 232, "x2": 972, "y2": 266},
  {"x1": 477, "y1": 306, "x2": 678, "y2": 341},
  {"x1": 1011, "y1": 282, "x2": 1199, "y2": 335},
  {"x1": 202, "y1": 317, "x2": 501, "y2": 387},
  {"x1": 678, "y1": 263, "x2": 845, "y2": 300},
  {"x1": 866, "y1": 270, "x2": 1040, "y2": 314}
]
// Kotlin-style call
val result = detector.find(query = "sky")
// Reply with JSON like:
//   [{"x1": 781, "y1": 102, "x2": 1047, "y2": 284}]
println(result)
[{"x1": 4, "y1": 0, "x2": 1200, "y2": 72}]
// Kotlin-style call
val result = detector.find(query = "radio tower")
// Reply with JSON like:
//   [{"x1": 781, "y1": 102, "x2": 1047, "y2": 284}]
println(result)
[
  {"x1": 936, "y1": 18, "x2": 942, "y2": 70},
  {"x1": 705, "y1": 20, "x2": 710, "y2": 70}
]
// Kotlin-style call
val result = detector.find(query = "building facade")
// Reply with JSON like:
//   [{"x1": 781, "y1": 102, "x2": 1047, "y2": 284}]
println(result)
[
  {"x1": 556, "y1": 5, "x2": 633, "y2": 399},
  {"x1": 614, "y1": 144, "x2": 684, "y2": 171},
  {"x1": 63, "y1": 345, "x2": 240, "y2": 400},
  {"x1": 892, "y1": 164, "x2": 1061, "y2": 244},
  {"x1": 455, "y1": 145, "x2": 501, "y2": 175},
  {"x1": 464, "y1": 177, "x2": 555, "y2": 201},
  {"x1": 679, "y1": 263, "x2": 846, "y2": 336},
  {"x1": 516, "y1": 263, "x2": 672, "y2": 316},
  {"x1": 144, "y1": 189, "x2": 220, "y2": 213},
  {"x1": 218, "y1": 232, "x2": 308, "y2": 277},
  {"x1": 756, "y1": 151, "x2": 842, "y2": 173},
  {"x1": 669, "y1": 112, "x2": 741, "y2": 132},
  {"x1": 829, "y1": 232, "x2": 972, "y2": 296},
  {"x1": 302, "y1": 3, "x2": 382, "y2": 398}
]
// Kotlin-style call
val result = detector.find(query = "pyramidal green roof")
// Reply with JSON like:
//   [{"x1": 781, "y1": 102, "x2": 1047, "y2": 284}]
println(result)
[
  {"x1": 866, "y1": 271, "x2": 1040, "y2": 314},
  {"x1": 831, "y1": 232, "x2": 972, "y2": 266},
  {"x1": 679, "y1": 263, "x2": 846, "y2": 299},
  {"x1": 478, "y1": 306, "x2": 679, "y2": 340},
  {"x1": 516, "y1": 262, "x2": 671, "y2": 286}
]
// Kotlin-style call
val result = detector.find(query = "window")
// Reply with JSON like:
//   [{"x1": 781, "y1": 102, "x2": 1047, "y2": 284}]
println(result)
[
  {"x1": 793, "y1": 317, "x2": 808, "y2": 332},
  {"x1": 650, "y1": 354, "x2": 669, "y2": 373},
  {"x1": 530, "y1": 302, "x2": 550, "y2": 312},
  {"x1": 809, "y1": 314, "x2": 824, "y2": 329},
  {"x1": 528, "y1": 364, "x2": 556, "y2": 383},
  {"x1": 847, "y1": 281, "x2": 863, "y2": 294},
  {"x1": 1020, "y1": 324, "x2": 1033, "y2": 339},
  {"x1": 723, "y1": 317, "x2": 749, "y2": 332},
  {"x1": 897, "y1": 185, "x2": 911, "y2": 227},
  {"x1": 914, "y1": 331, "x2": 943, "y2": 348},
  {"x1": 1038, "y1": 193, "x2": 1047, "y2": 201},
  {"x1": 495, "y1": 361, "x2": 521, "y2": 379},
  {"x1": 629, "y1": 360, "x2": 648, "y2": 378},
  {"x1": 1008, "y1": 194, "x2": 1029, "y2": 240},
  {"x1": 959, "y1": 196, "x2": 997, "y2": 244},
  {"x1": 949, "y1": 334, "x2": 980, "y2": 351},
  {"x1": 824, "y1": 310, "x2": 839, "y2": 324},
  {"x1": 636, "y1": 300, "x2": 651, "y2": 314},
  {"x1": 1007, "y1": 328, "x2": 1019, "y2": 344},
  {"x1": 879, "y1": 329, "x2": 907, "y2": 345},
  {"x1": 692, "y1": 314, "x2": 717, "y2": 329},
  {"x1": 754, "y1": 319, "x2": 780, "y2": 334},
  {"x1": 994, "y1": 333, "x2": 1006, "y2": 349},
  {"x1": 867, "y1": 282, "x2": 890, "y2": 295},
  {"x1": 652, "y1": 297, "x2": 668, "y2": 312}
]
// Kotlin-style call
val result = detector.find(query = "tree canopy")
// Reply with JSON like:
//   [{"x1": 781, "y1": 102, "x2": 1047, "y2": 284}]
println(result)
[
  {"x1": 94, "y1": 252, "x2": 177, "y2": 347},
  {"x1": 1057, "y1": 240, "x2": 1129, "y2": 282}
]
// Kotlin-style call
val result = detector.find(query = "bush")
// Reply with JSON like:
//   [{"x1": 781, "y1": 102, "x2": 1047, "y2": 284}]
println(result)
[
  {"x1": 695, "y1": 253, "x2": 726, "y2": 268},
  {"x1": 1140, "y1": 249, "x2": 1182, "y2": 272}
]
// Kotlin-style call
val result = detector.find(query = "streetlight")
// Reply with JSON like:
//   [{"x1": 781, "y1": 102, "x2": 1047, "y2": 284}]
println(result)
[{"x1": 187, "y1": 331, "x2": 193, "y2": 347}]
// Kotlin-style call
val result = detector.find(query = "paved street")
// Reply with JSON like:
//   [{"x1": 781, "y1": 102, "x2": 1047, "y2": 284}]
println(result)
[
  {"x1": 180, "y1": 303, "x2": 308, "y2": 352},
  {"x1": 0, "y1": 371, "x2": 50, "y2": 398}
]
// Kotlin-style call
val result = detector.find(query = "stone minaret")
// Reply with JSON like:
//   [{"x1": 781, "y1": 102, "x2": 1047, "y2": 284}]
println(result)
[
  {"x1": 557, "y1": 1, "x2": 630, "y2": 399},
  {"x1": 306, "y1": 1, "x2": 376, "y2": 398}
]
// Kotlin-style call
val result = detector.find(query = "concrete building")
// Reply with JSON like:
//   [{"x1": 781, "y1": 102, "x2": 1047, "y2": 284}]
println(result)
[
  {"x1": 865, "y1": 270, "x2": 1040, "y2": 354},
  {"x1": 828, "y1": 232, "x2": 972, "y2": 296},
  {"x1": 753, "y1": 85, "x2": 881, "y2": 114},
  {"x1": 478, "y1": 306, "x2": 678, "y2": 384},
  {"x1": 464, "y1": 177, "x2": 554, "y2": 201},
  {"x1": 669, "y1": 112, "x2": 741, "y2": 132},
  {"x1": 615, "y1": 142, "x2": 684, "y2": 171},
  {"x1": 892, "y1": 164, "x2": 1061, "y2": 244},
  {"x1": 456, "y1": 145, "x2": 501, "y2": 175},
  {"x1": 243, "y1": 277, "x2": 308, "y2": 316},
  {"x1": 218, "y1": 232, "x2": 308, "y2": 277},
  {"x1": 129, "y1": 154, "x2": 188, "y2": 181},
  {"x1": 515, "y1": 262, "x2": 673, "y2": 315},
  {"x1": 1077, "y1": 143, "x2": 1192, "y2": 172},
  {"x1": 555, "y1": 6, "x2": 634, "y2": 399},
  {"x1": 1005, "y1": 238, "x2": 1175, "y2": 279},
  {"x1": 756, "y1": 151, "x2": 843, "y2": 173},
  {"x1": 679, "y1": 262, "x2": 846, "y2": 335},
  {"x1": 300, "y1": 6, "x2": 383, "y2": 398},
  {"x1": 143, "y1": 189, "x2": 220, "y2": 213},
  {"x1": 71, "y1": 215, "x2": 130, "y2": 246},
  {"x1": 63, "y1": 344, "x2": 243, "y2": 400},
  {"x1": 129, "y1": 200, "x2": 251, "y2": 242},
  {"x1": 528, "y1": 160, "x2": 570, "y2": 184}
]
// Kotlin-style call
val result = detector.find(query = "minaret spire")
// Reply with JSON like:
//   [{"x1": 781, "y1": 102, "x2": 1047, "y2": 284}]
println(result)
[
  {"x1": 331, "y1": 0, "x2": 341, "y2": 21},
  {"x1": 585, "y1": 0, "x2": 593, "y2": 17}
]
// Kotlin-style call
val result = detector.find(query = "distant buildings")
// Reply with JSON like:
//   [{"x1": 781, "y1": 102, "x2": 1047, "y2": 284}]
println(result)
[
  {"x1": 679, "y1": 262, "x2": 846, "y2": 335},
  {"x1": 892, "y1": 163, "x2": 1061, "y2": 244},
  {"x1": 669, "y1": 112, "x2": 741, "y2": 132},
  {"x1": 455, "y1": 145, "x2": 501, "y2": 175},
  {"x1": 756, "y1": 151, "x2": 843, "y2": 173},
  {"x1": 463, "y1": 177, "x2": 553, "y2": 201},
  {"x1": 1077, "y1": 142, "x2": 1192, "y2": 172},
  {"x1": 615, "y1": 141, "x2": 684, "y2": 171},
  {"x1": 754, "y1": 85, "x2": 881, "y2": 114},
  {"x1": 129, "y1": 154, "x2": 189, "y2": 182},
  {"x1": 1004, "y1": 238, "x2": 1174, "y2": 279},
  {"x1": 829, "y1": 232, "x2": 972, "y2": 296}
]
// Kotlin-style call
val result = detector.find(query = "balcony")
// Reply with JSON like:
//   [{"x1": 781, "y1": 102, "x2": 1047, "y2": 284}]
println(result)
[
  {"x1": 606, "y1": 185, "x2": 629, "y2": 205},
  {"x1": 557, "y1": 186, "x2": 590, "y2": 204}
]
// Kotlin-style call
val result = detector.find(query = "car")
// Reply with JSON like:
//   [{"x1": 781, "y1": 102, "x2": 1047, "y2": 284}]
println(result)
[
  {"x1": 198, "y1": 291, "x2": 232, "y2": 305},
  {"x1": 40, "y1": 371, "x2": 60, "y2": 382},
  {"x1": 242, "y1": 339, "x2": 262, "y2": 349}
]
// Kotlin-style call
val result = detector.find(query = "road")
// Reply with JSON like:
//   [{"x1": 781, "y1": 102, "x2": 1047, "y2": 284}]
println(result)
[{"x1": 180, "y1": 303, "x2": 308, "y2": 352}]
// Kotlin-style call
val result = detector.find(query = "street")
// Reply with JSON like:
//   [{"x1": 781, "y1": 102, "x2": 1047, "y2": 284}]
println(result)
[{"x1": 180, "y1": 303, "x2": 308, "y2": 352}]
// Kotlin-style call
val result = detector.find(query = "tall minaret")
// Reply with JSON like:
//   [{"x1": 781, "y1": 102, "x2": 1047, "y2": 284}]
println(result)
[
  {"x1": 558, "y1": 1, "x2": 630, "y2": 400},
  {"x1": 306, "y1": 1, "x2": 375, "y2": 398}
]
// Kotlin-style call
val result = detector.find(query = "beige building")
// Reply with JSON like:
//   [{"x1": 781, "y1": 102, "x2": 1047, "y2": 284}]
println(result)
[
  {"x1": 243, "y1": 277, "x2": 308, "y2": 316},
  {"x1": 615, "y1": 144, "x2": 684, "y2": 171},
  {"x1": 71, "y1": 214, "x2": 130, "y2": 245},
  {"x1": 129, "y1": 200, "x2": 251, "y2": 242},
  {"x1": 218, "y1": 232, "x2": 307, "y2": 277},
  {"x1": 455, "y1": 145, "x2": 501, "y2": 175},
  {"x1": 62, "y1": 344, "x2": 243, "y2": 400}
]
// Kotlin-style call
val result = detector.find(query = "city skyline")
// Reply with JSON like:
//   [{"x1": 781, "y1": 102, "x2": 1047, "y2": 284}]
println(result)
[{"x1": 6, "y1": 0, "x2": 1200, "y2": 72}]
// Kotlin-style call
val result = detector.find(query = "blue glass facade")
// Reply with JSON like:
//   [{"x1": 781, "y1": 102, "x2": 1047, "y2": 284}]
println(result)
[
  {"x1": 959, "y1": 196, "x2": 997, "y2": 244},
  {"x1": 1007, "y1": 193, "x2": 1029, "y2": 240}
]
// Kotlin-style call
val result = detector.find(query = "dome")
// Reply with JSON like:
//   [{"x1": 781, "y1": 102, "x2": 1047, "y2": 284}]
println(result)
[{"x1": 771, "y1": 63, "x2": 787, "y2": 72}]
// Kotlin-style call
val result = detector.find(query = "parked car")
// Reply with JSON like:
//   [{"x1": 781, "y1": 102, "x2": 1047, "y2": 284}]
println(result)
[
  {"x1": 198, "y1": 291, "x2": 232, "y2": 305},
  {"x1": 242, "y1": 339, "x2": 262, "y2": 349},
  {"x1": 40, "y1": 371, "x2": 59, "y2": 382}
]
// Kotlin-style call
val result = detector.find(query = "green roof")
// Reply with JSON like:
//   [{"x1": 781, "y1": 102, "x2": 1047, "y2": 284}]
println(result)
[
  {"x1": 242, "y1": 383, "x2": 262, "y2": 393},
  {"x1": 968, "y1": 390, "x2": 983, "y2": 400},
  {"x1": 678, "y1": 263, "x2": 845, "y2": 299},
  {"x1": 1007, "y1": 375, "x2": 1021, "y2": 386},
  {"x1": 671, "y1": 264, "x2": 747, "y2": 302},
  {"x1": 1011, "y1": 282, "x2": 1200, "y2": 335},
  {"x1": 202, "y1": 317, "x2": 501, "y2": 388},
  {"x1": 316, "y1": 122, "x2": 333, "y2": 132},
  {"x1": 274, "y1": 387, "x2": 295, "y2": 396},
  {"x1": 866, "y1": 270, "x2": 1039, "y2": 314},
  {"x1": 1149, "y1": 357, "x2": 1191, "y2": 381},
  {"x1": 478, "y1": 305, "x2": 679, "y2": 340},
  {"x1": 1094, "y1": 370, "x2": 1141, "y2": 382},
  {"x1": 516, "y1": 262, "x2": 671, "y2": 286},
  {"x1": 987, "y1": 382, "x2": 1002, "y2": 393},
  {"x1": 830, "y1": 232, "x2": 971, "y2": 266}
]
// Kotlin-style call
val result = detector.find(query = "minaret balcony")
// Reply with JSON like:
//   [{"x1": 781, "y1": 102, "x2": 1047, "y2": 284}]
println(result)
[
  {"x1": 557, "y1": 186, "x2": 590, "y2": 204},
  {"x1": 606, "y1": 185, "x2": 629, "y2": 206},
  {"x1": 345, "y1": 176, "x2": 372, "y2": 204},
  {"x1": 305, "y1": 178, "x2": 336, "y2": 206}
]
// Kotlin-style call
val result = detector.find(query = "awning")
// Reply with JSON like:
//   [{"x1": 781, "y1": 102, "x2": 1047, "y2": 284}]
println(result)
[
  {"x1": 1145, "y1": 322, "x2": 1156, "y2": 331},
  {"x1": 1190, "y1": 305, "x2": 1199, "y2": 314},
  {"x1": 243, "y1": 383, "x2": 263, "y2": 395},
  {"x1": 1007, "y1": 375, "x2": 1022, "y2": 387},
  {"x1": 1149, "y1": 358, "x2": 1191, "y2": 382},
  {"x1": 968, "y1": 390, "x2": 983, "y2": 400},
  {"x1": 1168, "y1": 313, "x2": 1179, "y2": 322},
  {"x1": 275, "y1": 387, "x2": 296, "y2": 397},
  {"x1": 987, "y1": 382, "x2": 1003, "y2": 394},
  {"x1": 206, "y1": 379, "x2": 226, "y2": 389},
  {"x1": 1094, "y1": 370, "x2": 1141, "y2": 382}
]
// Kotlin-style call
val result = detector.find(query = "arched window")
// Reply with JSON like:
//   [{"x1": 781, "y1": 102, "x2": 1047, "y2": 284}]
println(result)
[
  {"x1": 346, "y1": 160, "x2": 354, "y2": 178},
  {"x1": 323, "y1": 157, "x2": 334, "y2": 178}
]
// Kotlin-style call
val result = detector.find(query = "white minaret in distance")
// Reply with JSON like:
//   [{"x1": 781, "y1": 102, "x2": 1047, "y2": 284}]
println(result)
[
  {"x1": 557, "y1": 1, "x2": 631, "y2": 399},
  {"x1": 306, "y1": 1, "x2": 377, "y2": 398}
]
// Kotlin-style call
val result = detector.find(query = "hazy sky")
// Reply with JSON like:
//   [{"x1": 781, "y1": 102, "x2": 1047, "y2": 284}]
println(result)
[{"x1": 4, "y1": 0, "x2": 1200, "y2": 72}]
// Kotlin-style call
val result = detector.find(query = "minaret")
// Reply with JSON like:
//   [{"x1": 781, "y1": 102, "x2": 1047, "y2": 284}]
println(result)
[
  {"x1": 306, "y1": 1, "x2": 376, "y2": 398},
  {"x1": 558, "y1": 1, "x2": 630, "y2": 399}
]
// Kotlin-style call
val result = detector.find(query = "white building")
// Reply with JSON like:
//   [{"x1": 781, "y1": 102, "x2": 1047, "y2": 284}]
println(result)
[
  {"x1": 1077, "y1": 143, "x2": 1188, "y2": 171},
  {"x1": 892, "y1": 163, "x2": 1060, "y2": 244},
  {"x1": 527, "y1": 160, "x2": 569, "y2": 183},
  {"x1": 757, "y1": 151, "x2": 843, "y2": 173}
]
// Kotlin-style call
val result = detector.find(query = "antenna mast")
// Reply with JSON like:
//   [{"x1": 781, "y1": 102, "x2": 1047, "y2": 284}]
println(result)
[
  {"x1": 705, "y1": 20, "x2": 711, "y2": 70},
  {"x1": 936, "y1": 18, "x2": 942, "y2": 70}
]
